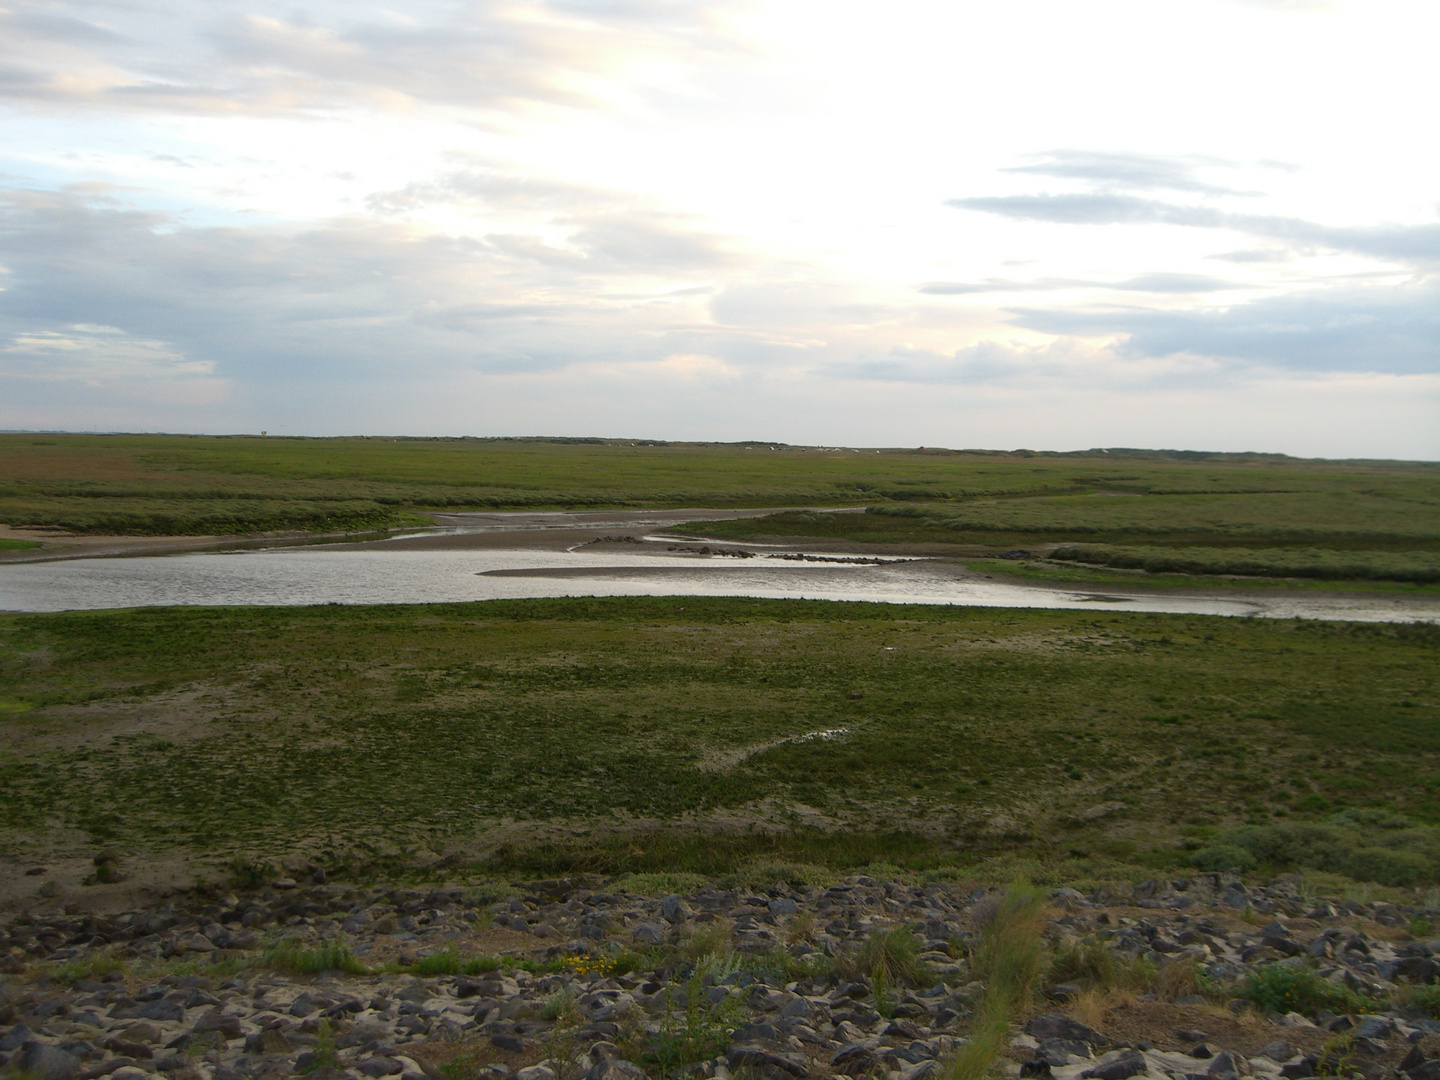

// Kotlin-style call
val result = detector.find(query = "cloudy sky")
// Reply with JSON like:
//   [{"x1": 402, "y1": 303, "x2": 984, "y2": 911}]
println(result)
[{"x1": 0, "y1": 0, "x2": 1436, "y2": 456}]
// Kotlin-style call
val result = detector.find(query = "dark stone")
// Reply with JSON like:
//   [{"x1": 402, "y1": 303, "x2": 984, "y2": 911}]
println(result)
[
  {"x1": 14, "y1": 1040, "x2": 81, "y2": 1080},
  {"x1": 585, "y1": 1061, "x2": 648, "y2": 1080},
  {"x1": 360, "y1": 1058, "x2": 405, "y2": 1077},
  {"x1": 731, "y1": 1024, "x2": 781, "y2": 1044},
  {"x1": 883, "y1": 1019, "x2": 922, "y2": 1040},
  {"x1": 728, "y1": 1046, "x2": 808, "y2": 1078},
  {"x1": 1083, "y1": 1051, "x2": 1146, "y2": 1080},
  {"x1": 138, "y1": 1000, "x2": 184, "y2": 1023},
  {"x1": 1280, "y1": 1057, "x2": 1315, "y2": 1080},
  {"x1": 1034, "y1": 1039, "x2": 1090, "y2": 1066},
  {"x1": 1355, "y1": 1017, "x2": 1392, "y2": 1040},
  {"x1": 1025, "y1": 1014, "x2": 1108, "y2": 1049},
  {"x1": 1259, "y1": 1042, "x2": 1296, "y2": 1063},
  {"x1": 103, "y1": 1039, "x2": 154, "y2": 1060},
  {"x1": 830, "y1": 1043, "x2": 876, "y2": 1068},
  {"x1": 193, "y1": 1010, "x2": 244, "y2": 1040},
  {"x1": 1207, "y1": 1051, "x2": 1247, "y2": 1079},
  {"x1": 1399, "y1": 1046, "x2": 1427, "y2": 1074},
  {"x1": 243, "y1": 1030, "x2": 294, "y2": 1055},
  {"x1": 490, "y1": 1033, "x2": 527, "y2": 1054},
  {"x1": 1408, "y1": 1061, "x2": 1440, "y2": 1080},
  {"x1": 0, "y1": 1025, "x2": 33, "y2": 1053}
]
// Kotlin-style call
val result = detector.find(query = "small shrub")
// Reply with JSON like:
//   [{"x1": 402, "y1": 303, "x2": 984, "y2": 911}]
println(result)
[
  {"x1": 461, "y1": 955, "x2": 501, "y2": 975},
  {"x1": 301, "y1": 1019, "x2": 338, "y2": 1074},
  {"x1": 1343, "y1": 848, "x2": 1430, "y2": 888},
  {"x1": 1239, "y1": 963, "x2": 1371, "y2": 1017},
  {"x1": 1409, "y1": 985, "x2": 1440, "y2": 1019},
  {"x1": 786, "y1": 910, "x2": 816, "y2": 944},
  {"x1": 646, "y1": 974, "x2": 743, "y2": 1079},
  {"x1": 1050, "y1": 938, "x2": 1155, "y2": 992},
  {"x1": 48, "y1": 951, "x2": 127, "y2": 985},
  {"x1": 228, "y1": 856, "x2": 276, "y2": 890},
  {"x1": 1191, "y1": 845, "x2": 1255, "y2": 872},
  {"x1": 541, "y1": 987, "x2": 580, "y2": 1023},
  {"x1": 264, "y1": 940, "x2": 368, "y2": 975},
  {"x1": 947, "y1": 884, "x2": 1048, "y2": 1080},
  {"x1": 680, "y1": 923, "x2": 732, "y2": 964},
  {"x1": 1151, "y1": 959, "x2": 1209, "y2": 1003},
  {"x1": 415, "y1": 949, "x2": 460, "y2": 976},
  {"x1": 837, "y1": 926, "x2": 929, "y2": 986},
  {"x1": 438, "y1": 1041, "x2": 486, "y2": 1080}
]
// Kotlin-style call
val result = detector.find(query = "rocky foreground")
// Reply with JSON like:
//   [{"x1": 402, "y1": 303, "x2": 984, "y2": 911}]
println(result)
[{"x1": 3, "y1": 873, "x2": 1440, "y2": 1080}]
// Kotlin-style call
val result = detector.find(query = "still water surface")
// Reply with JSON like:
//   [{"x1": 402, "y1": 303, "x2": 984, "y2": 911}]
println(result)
[{"x1": 1, "y1": 542, "x2": 1434, "y2": 622}]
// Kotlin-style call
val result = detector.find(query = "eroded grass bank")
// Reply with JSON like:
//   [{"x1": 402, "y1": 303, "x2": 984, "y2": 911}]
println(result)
[{"x1": 2, "y1": 598, "x2": 1437, "y2": 888}]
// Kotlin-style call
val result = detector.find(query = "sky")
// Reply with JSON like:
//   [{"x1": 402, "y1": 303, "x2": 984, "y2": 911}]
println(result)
[{"x1": 0, "y1": 0, "x2": 1436, "y2": 457}]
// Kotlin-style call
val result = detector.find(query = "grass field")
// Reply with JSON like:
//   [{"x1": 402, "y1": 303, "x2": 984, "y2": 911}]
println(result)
[
  {"x1": 3, "y1": 433, "x2": 1436, "y2": 542},
  {"x1": 671, "y1": 474, "x2": 1440, "y2": 586},
  {"x1": 2, "y1": 598, "x2": 1437, "y2": 887}
]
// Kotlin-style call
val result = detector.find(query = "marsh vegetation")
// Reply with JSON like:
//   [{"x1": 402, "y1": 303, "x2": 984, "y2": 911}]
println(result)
[{"x1": 2, "y1": 597, "x2": 1436, "y2": 887}]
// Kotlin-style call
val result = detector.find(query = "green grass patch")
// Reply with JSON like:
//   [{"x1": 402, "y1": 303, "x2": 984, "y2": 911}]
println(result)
[
  {"x1": 947, "y1": 885, "x2": 1048, "y2": 1080},
  {"x1": 0, "y1": 538, "x2": 42, "y2": 551},
  {"x1": 4, "y1": 434, "x2": 1437, "y2": 537},
  {"x1": 1408, "y1": 985, "x2": 1440, "y2": 1018},
  {"x1": 1053, "y1": 544, "x2": 1440, "y2": 584},
  {"x1": 1, "y1": 597, "x2": 1437, "y2": 883},
  {"x1": 262, "y1": 940, "x2": 368, "y2": 975},
  {"x1": 1238, "y1": 962, "x2": 1374, "y2": 1017},
  {"x1": 414, "y1": 949, "x2": 461, "y2": 976}
]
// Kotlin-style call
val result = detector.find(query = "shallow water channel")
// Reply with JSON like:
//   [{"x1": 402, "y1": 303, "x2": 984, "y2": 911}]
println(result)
[{"x1": 0, "y1": 511, "x2": 1435, "y2": 622}]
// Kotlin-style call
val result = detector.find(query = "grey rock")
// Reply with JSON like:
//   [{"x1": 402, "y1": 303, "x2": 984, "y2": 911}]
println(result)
[
  {"x1": 729, "y1": 1045, "x2": 809, "y2": 1077},
  {"x1": 137, "y1": 1000, "x2": 183, "y2": 1023},
  {"x1": 778, "y1": 998, "x2": 812, "y2": 1022},
  {"x1": 1207, "y1": 1050, "x2": 1250, "y2": 1079},
  {"x1": 243, "y1": 1030, "x2": 294, "y2": 1055},
  {"x1": 0, "y1": 1024, "x2": 33, "y2": 1052},
  {"x1": 14, "y1": 1040, "x2": 81, "y2": 1080},
  {"x1": 659, "y1": 896, "x2": 689, "y2": 924},
  {"x1": 1260, "y1": 1042, "x2": 1296, "y2": 1062},
  {"x1": 360, "y1": 1058, "x2": 405, "y2": 1078},
  {"x1": 768, "y1": 899, "x2": 798, "y2": 915},
  {"x1": 631, "y1": 923, "x2": 666, "y2": 946},
  {"x1": 1355, "y1": 1017, "x2": 1392, "y2": 1040},
  {"x1": 1083, "y1": 1051, "x2": 1146, "y2": 1080},
  {"x1": 583, "y1": 1062, "x2": 646, "y2": 1080},
  {"x1": 1025, "y1": 1014, "x2": 1107, "y2": 1049}
]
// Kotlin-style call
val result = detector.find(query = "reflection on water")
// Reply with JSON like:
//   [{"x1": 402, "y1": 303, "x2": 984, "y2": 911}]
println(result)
[{"x1": 0, "y1": 544, "x2": 1435, "y2": 623}]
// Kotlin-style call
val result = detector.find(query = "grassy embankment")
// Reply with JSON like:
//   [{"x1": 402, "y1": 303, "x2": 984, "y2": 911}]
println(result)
[
  {"x1": 669, "y1": 469, "x2": 1440, "y2": 590},
  {"x1": 0, "y1": 432, "x2": 1431, "y2": 543},
  {"x1": 2, "y1": 598, "x2": 1437, "y2": 889}
]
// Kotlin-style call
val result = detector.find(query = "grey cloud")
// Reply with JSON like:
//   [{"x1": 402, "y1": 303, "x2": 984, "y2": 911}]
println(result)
[
  {"x1": 0, "y1": 183, "x2": 742, "y2": 408},
  {"x1": 1004, "y1": 150, "x2": 1245, "y2": 195},
  {"x1": 920, "y1": 274, "x2": 1230, "y2": 296},
  {"x1": 0, "y1": 1, "x2": 732, "y2": 115},
  {"x1": 950, "y1": 193, "x2": 1226, "y2": 227},
  {"x1": 1209, "y1": 249, "x2": 1292, "y2": 263},
  {"x1": 917, "y1": 279, "x2": 1069, "y2": 295},
  {"x1": 1113, "y1": 273, "x2": 1232, "y2": 293},
  {"x1": 1005, "y1": 282, "x2": 1440, "y2": 375},
  {"x1": 949, "y1": 193, "x2": 1440, "y2": 266}
]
